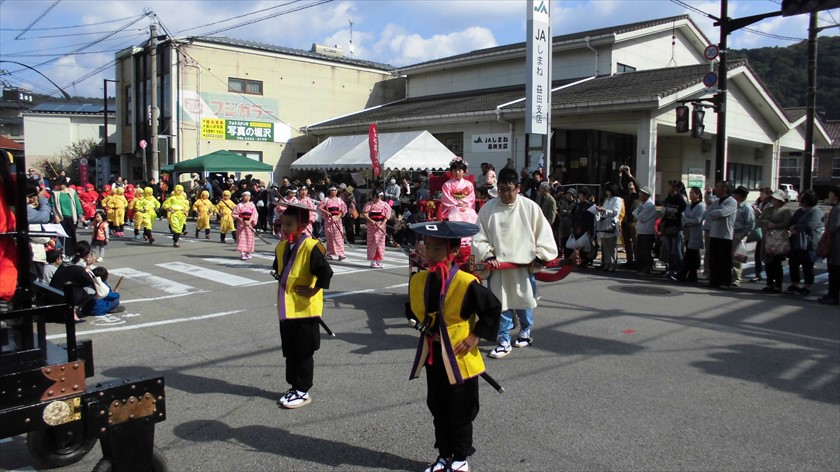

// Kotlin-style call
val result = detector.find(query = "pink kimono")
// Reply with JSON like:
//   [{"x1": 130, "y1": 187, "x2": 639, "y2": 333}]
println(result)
[
  {"x1": 440, "y1": 177, "x2": 478, "y2": 223},
  {"x1": 363, "y1": 199, "x2": 391, "y2": 261},
  {"x1": 318, "y1": 196, "x2": 347, "y2": 257},
  {"x1": 232, "y1": 202, "x2": 258, "y2": 254},
  {"x1": 296, "y1": 196, "x2": 318, "y2": 238}
]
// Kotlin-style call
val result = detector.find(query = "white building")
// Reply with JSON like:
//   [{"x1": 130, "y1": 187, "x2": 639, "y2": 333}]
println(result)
[
  {"x1": 303, "y1": 15, "x2": 831, "y2": 200},
  {"x1": 22, "y1": 103, "x2": 116, "y2": 166}
]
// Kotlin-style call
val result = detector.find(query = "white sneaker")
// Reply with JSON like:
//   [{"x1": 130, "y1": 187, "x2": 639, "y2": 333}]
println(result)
[
  {"x1": 246, "y1": 253, "x2": 252, "y2": 260},
  {"x1": 280, "y1": 390, "x2": 311, "y2": 409},
  {"x1": 95, "y1": 257, "x2": 103, "y2": 262},
  {"x1": 449, "y1": 459, "x2": 469, "y2": 471},
  {"x1": 424, "y1": 456, "x2": 449, "y2": 472},
  {"x1": 488, "y1": 344, "x2": 512, "y2": 359},
  {"x1": 513, "y1": 336, "x2": 533, "y2": 348}
]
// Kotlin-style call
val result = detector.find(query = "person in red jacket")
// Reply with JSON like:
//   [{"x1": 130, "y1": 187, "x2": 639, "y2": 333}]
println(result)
[{"x1": 78, "y1": 183, "x2": 98, "y2": 228}]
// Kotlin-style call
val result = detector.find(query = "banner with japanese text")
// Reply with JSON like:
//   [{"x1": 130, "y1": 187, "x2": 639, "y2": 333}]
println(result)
[
  {"x1": 526, "y1": 0, "x2": 551, "y2": 135},
  {"x1": 368, "y1": 123, "x2": 381, "y2": 178},
  {"x1": 201, "y1": 118, "x2": 280, "y2": 143}
]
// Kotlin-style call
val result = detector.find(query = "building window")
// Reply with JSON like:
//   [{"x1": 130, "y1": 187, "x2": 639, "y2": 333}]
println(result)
[
  {"x1": 99, "y1": 126, "x2": 106, "y2": 139},
  {"x1": 231, "y1": 150, "x2": 263, "y2": 162},
  {"x1": 124, "y1": 86, "x2": 132, "y2": 125},
  {"x1": 10, "y1": 125, "x2": 21, "y2": 136},
  {"x1": 228, "y1": 77, "x2": 263, "y2": 95},
  {"x1": 433, "y1": 132, "x2": 464, "y2": 156},
  {"x1": 727, "y1": 163, "x2": 762, "y2": 189},
  {"x1": 616, "y1": 63, "x2": 636, "y2": 74},
  {"x1": 833, "y1": 157, "x2": 840, "y2": 178},
  {"x1": 778, "y1": 156, "x2": 800, "y2": 179}
]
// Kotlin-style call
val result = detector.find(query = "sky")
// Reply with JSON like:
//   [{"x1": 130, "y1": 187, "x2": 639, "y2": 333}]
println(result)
[{"x1": 0, "y1": 0, "x2": 837, "y2": 99}]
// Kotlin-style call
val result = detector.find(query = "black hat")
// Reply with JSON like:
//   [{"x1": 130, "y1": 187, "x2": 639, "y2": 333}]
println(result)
[
  {"x1": 409, "y1": 221, "x2": 480, "y2": 239},
  {"x1": 285, "y1": 186, "x2": 298, "y2": 194}
]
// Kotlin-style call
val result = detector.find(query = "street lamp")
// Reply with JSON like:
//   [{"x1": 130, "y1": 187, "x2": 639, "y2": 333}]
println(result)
[{"x1": 0, "y1": 60, "x2": 72, "y2": 100}]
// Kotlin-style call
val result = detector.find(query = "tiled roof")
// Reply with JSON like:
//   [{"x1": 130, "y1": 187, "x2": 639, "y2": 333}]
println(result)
[
  {"x1": 28, "y1": 103, "x2": 114, "y2": 114},
  {"x1": 190, "y1": 36, "x2": 395, "y2": 71},
  {"x1": 0, "y1": 135, "x2": 24, "y2": 150},
  {"x1": 818, "y1": 120, "x2": 840, "y2": 150},
  {"x1": 306, "y1": 61, "x2": 744, "y2": 132},
  {"x1": 401, "y1": 15, "x2": 693, "y2": 72},
  {"x1": 785, "y1": 107, "x2": 807, "y2": 122}
]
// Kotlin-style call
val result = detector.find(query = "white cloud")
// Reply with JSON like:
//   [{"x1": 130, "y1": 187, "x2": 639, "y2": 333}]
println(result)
[{"x1": 370, "y1": 24, "x2": 498, "y2": 66}]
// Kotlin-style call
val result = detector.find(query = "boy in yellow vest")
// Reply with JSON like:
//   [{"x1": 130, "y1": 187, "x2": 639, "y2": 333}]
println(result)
[
  {"x1": 407, "y1": 221, "x2": 501, "y2": 472},
  {"x1": 272, "y1": 203, "x2": 333, "y2": 409}
]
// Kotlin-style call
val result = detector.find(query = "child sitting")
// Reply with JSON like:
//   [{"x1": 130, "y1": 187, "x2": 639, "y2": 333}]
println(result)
[
  {"x1": 84, "y1": 266, "x2": 122, "y2": 316},
  {"x1": 43, "y1": 248, "x2": 63, "y2": 284}
]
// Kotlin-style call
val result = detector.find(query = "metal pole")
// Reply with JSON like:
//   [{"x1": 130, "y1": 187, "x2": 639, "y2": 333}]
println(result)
[
  {"x1": 150, "y1": 24, "x2": 160, "y2": 181},
  {"x1": 801, "y1": 12, "x2": 818, "y2": 192},
  {"x1": 714, "y1": 0, "x2": 728, "y2": 184},
  {"x1": 103, "y1": 78, "x2": 108, "y2": 184}
]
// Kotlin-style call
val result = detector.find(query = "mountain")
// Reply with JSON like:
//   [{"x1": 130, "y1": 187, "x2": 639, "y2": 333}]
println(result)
[{"x1": 730, "y1": 35, "x2": 840, "y2": 120}]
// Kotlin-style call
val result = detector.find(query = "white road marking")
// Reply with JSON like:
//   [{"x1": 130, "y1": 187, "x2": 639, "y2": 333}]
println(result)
[
  {"x1": 46, "y1": 283, "x2": 409, "y2": 339},
  {"x1": 109, "y1": 267, "x2": 194, "y2": 294},
  {"x1": 122, "y1": 290, "x2": 208, "y2": 305},
  {"x1": 201, "y1": 257, "x2": 273, "y2": 275},
  {"x1": 156, "y1": 261, "x2": 259, "y2": 286}
]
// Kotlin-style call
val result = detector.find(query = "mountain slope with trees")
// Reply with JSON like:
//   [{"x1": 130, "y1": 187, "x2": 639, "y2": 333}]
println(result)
[{"x1": 730, "y1": 35, "x2": 839, "y2": 120}]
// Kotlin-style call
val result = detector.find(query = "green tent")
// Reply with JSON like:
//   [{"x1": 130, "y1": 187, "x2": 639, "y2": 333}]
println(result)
[{"x1": 163, "y1": 150, "x2": 273, "y2": 173}]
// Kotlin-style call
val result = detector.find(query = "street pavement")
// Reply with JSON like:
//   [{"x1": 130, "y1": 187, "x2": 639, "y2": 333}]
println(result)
[{"x1": 1, "y1": 219, "x2": 838, "y2": 471}]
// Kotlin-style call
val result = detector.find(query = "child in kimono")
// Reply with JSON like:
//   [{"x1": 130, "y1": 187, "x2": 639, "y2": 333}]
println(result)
[
  {"x1": 317, "y1": 185, "x2": 347, "y2": 260},
  {"x1": 406, "y1": 221, "x2": 501, "y2": 472},
  {"x1": 362, "y1": 190, "x2": 391, "y2": 268},
  {"x1": 272, "y1": 204, "x2": 333, "y2": 409},
  {"x1": 232, "y1": 191, "x2": 258, "y2": 259}
]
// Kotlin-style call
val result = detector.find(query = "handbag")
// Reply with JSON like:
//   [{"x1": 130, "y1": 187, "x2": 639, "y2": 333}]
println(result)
[
  {"x1": 746, "y1": 226, "x2": 762, "y2": 243},
  {"x1": 732, "y1": 240, "x2": 749, "y2": 263},
  {"x1": 764, "y1": 229, "x2": 790, "y2": 256},
  {"x1": 816, "y1": 228, "x2": 831, "y2": 259}
]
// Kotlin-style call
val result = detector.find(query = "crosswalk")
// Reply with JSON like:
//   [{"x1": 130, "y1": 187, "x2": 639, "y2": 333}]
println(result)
[{"x1": 109, "y1": 246, "x2": 409, "y2": 301}]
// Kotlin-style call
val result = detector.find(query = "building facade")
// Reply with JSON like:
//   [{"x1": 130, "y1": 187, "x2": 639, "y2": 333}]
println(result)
[
  {"x1": 22, "y1": 103, "x2": 115, "y2": 168},
  {"x1": 114, "y1": 36, "x2": 399, "y2": 184},
  {"x1": 304, "y1": 15, "x2": 830, "y2": 201}
]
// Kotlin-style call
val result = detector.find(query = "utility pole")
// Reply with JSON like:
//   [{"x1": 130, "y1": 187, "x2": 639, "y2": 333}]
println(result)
[
  {"x1": 714, "y1": 0, "x2": 729, "y2": 184},
  {"x1": 801, "y1": 12, "x2": 818, "y2": 191},
  {"x1": 150, "y1": 24, "x2": 159, "y2": 181}
]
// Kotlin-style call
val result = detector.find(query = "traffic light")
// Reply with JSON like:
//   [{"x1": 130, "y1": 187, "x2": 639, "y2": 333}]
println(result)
[
  {"x1": 691, "y1": 105, "x2": 705, "y2": 138},
  {"x1": 781, "y1": 0, "x2": 840, "y2": 16},
  {"x1": 676, "y1": 105, "x2": 689, "y2": 133}
]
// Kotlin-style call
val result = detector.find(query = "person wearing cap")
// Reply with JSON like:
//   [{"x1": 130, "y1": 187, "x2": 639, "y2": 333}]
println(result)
[
  {"x1": 232, "y1": 191, "x2": 258, "y2": 260},
  {"x1": 216, "y1": 190, "x2": 236, "y2": 243},
  {"x1": 273, "y1": 204, "x2": 334, "y2": 409},
  {"x1": 730, "y1": 186, "x2": 756, "y2": 287},
  {"x1": 124, "y1": 183, "x2": 136, "y2": 226},
  {"x1": 162, "y1": 185, "x2": 189, "y2": 248},
  {"x1": 318, "y1": 186, "x2": 347, "y2": 260},
  {"x1": 363, "y1": 190, "x2": 392, "y2": 268},
  {"x1": 632, "y1": 185, "x2": 657, "y2": 276},
  {"x1": 273, "y1": 187, "x2": 299, "y2": 241},
  {"x1": 472, "y1": 168, "x2": 558, "y2": 359},
  {"x1": 756, "y1": 188, "x2": 791, "y2": 292},
  {"x1": 706, "y1": 181, "x2": 739, "y2": 289},
  {"x1": 407, "y1": 221, "x2": 501, "y2": 472},
  {"x1": 111, "y1": 187, "x2": 128, "y2": 237}
]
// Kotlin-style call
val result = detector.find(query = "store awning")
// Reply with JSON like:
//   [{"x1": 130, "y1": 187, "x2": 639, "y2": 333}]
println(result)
[{"x1": 291, "y1": 130, "x2": 456, "y2": 171}]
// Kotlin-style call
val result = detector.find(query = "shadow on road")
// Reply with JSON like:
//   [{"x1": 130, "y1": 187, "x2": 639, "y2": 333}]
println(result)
[{"x1": 173, "y1": 419, "x2": 427, "y2": 470}]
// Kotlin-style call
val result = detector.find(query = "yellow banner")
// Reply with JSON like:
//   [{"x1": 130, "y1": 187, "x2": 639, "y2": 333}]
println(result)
[{"x1": 201, "y1": 118, "x2": 225, "y2": 140}]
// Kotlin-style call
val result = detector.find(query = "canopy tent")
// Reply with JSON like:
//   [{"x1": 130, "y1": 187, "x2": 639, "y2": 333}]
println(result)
[
  {"x1": 160, "y1": 150, "x2": 274, "y2": 173},
  {"x1": 291, "y1": 130, "x2": 457, "y2": 172}
]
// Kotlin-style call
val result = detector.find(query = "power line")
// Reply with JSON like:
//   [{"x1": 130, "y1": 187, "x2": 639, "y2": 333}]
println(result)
[
  {"x1": 15, "y1": 0, "x2": 62, "y2": 40},
  {"x1": 202, "y1": 0, "x2": 334, "y2": 37},
  {"x1": 670, "y1": 0, "x2": 717, "y2": 20},
  {"x1": 742, "y1": 27, "x2": 805, "y2": 41},
  {"x1": 15, "y1": 27, "x2": 146, "y2": 40},
  {"x1": 174, "y1": 0, "x2": 302, "y2": 36},
  {"x1": 1, "y1": 49, "x2": 127, "y2": 58},
  {"x1": 0, "y1": 32, "x2": 146, "y2": 56},
  {"x1": 0, "y1": 14, "x2": 139, "y2": 32}
]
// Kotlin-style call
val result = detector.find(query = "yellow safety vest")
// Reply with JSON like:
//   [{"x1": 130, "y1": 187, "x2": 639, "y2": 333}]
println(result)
[
  {"x1": 275, "y1": 236, "x2": 325, "y2": 320},
  {"x1": 409, "y1": 268, "x2": 486, "y2": 384}
]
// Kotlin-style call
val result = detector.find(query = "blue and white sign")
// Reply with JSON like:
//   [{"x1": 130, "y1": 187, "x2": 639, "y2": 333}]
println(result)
[{"x1": 526, "y1": 0, "x2": 551, "y2": 135}]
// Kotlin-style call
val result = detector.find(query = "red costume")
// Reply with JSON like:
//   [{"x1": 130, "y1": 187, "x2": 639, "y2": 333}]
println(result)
[
  {"x1": 124, "y1": 184, "x2": 136, "y2": 220},
  {"x1": 79, "y1": 183, "x2": 98, "y2": 220},
  {"x1": 100, "y1": 184, "x2": 112, "y2": 206}
]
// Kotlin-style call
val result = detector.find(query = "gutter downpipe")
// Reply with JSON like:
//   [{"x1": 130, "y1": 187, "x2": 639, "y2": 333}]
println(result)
[{"x1": 585, "y1": 36, "x2": 599, "y2": 76}]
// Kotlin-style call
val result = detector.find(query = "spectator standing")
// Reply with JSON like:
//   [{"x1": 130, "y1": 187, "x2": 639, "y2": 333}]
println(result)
[
  {"x1": 537, "y1": 182, "x2": 557, "y2": 246},
  {"x1": 661, "y1": 181, "x2": 687, "y2": 278},
  {"x1": 633, "y1": 186, "x2": 657, "y2": 276},
  {"x1": 595, "y1": 183, "x2": 623, "y2": 272},
  {"x1": 786, "y1": 190, "x2": 823, "y2": 296},
  {"x1": 49, "y1": 178, "x2": 84, "y2": 256},
  {"x1": 818, "y1": 186, "x2": 840, "y2": 305},
  {"x1": 557, "y1": 189, "x2": 577, "y2": 257},
  {"x1": 571, "y1": 186, "x2": 596, "y2": 268},
  {"x1": 730, "y1": 186, "x2": 755, "y2": 287},
  {"x1": 618, "y1": 166, "x2": 640, "y2": 268},
  {"x1": 705, "y1": 181, "x2": 738, "y2": 289},
  {"x1": 757, "y1": 189, "x2": 792, "y2": 293},
  {"x1": 749, "y1": 188, "x2": 772, "y2": 282},
  {"x1": 674, "y1": 187, "x2": 706, "y2": 282}
]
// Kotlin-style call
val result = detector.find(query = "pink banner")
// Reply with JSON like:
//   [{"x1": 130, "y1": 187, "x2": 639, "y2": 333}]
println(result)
[{"x1": 368, "y1": 123, "x2": 381, "y2": 178}]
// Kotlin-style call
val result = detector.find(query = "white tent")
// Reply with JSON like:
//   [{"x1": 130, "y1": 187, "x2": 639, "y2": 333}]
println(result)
[{"x1": 291, "y1": 130, "x2": 456, "y2": 171}]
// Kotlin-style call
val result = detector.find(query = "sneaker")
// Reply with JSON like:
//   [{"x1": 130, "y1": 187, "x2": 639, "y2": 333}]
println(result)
[
  {"x1": 513, "y1": 336, "x2": 532, "y2": 348},
  {"x1": 748, "y1": 277, "x2": 763, "y2": 283},
  {"x1": 246, "y1": 253, "x2": 252, "y2": 260},
  {"x1": 424, "y1": 456, "x2": 450, "y2": 472},
  {"x1": 488, "y1": 344, "x2": 512, "y2": 359},
  {"x1": 280, "y1": 390, "x2": 311, "y2": 409},
  {"x1": 135, "y1": 235, "x2": 142, "y2": 240},
  {"x1": 448, "y1": 459, "x2": 469, "y2": 471}
]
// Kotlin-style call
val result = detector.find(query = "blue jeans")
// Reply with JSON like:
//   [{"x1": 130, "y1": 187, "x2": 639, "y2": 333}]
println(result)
[
  {"x1": 665, "y1": 231, "x2": 684, "y2": 273},
  {"x1": 498, "y1": 308, "x2": 534, "y2": 345}
]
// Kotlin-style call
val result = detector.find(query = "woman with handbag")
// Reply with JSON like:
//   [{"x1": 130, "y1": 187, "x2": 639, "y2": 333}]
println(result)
[
  {"x1": 787, "y1": 190, "x2": 824, "y2": 295},
  {"x1": 818, "y1": 186, "x2": 840, "y2": 305},
  {"x1": 757, "y1": 189, "x2": 792, "y2": 293}
]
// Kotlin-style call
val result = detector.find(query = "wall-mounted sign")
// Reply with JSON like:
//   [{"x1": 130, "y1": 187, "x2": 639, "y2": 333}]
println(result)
[
  {"x1": 201, "y1": 118, "x2": 284, "y2": 143},
  {"x1": 471, "y1": 133, "x2": 511, "y2": 152}
]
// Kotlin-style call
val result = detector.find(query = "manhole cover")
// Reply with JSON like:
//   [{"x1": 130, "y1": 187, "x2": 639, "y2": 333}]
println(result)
[{"x1": 617, "y1": 286, "x2": 673, "y2": 296}]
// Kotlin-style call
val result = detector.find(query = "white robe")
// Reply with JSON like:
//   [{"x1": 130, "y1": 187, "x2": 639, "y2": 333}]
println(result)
[{"x1": 472, "y1": 195, "x2": 558, "y2": 311}]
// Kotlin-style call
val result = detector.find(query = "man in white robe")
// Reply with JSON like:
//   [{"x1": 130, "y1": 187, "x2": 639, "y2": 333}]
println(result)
[{"x1": 472, "y1": 168, "x2": 558, "y2": 359}]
